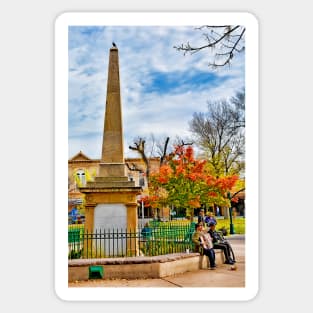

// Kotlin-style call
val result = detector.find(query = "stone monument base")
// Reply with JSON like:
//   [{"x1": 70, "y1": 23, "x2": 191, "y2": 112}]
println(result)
[{"x1": 99, "y1": 163, "x2": 126, "y2": 177}]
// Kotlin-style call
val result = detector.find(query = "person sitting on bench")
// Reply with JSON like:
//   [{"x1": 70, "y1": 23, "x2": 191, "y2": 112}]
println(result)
[
  {"x1": 192, "y1": 222, "x2": 216, "y2": 270},
  {"x1": 207, "y1": 222, "x2": 235, "y2": 265}
]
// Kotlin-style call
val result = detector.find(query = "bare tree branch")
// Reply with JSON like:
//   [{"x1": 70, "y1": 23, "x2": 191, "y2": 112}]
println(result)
[
  {"x1": 231, "y1": 188, "x2": 245, "y2": 199},
  {"x1": 189, "y1": 91, "x2": 245, "y2": 176},
  {"x1": 174, "y1": 25, "x2": 245, "y2": 68},
  {"x1": 129, "y1": 138, "x2": 150, "y2": 182},
  {"x1": 160, "y1": 137, "x2": 170, "y2": 166}
]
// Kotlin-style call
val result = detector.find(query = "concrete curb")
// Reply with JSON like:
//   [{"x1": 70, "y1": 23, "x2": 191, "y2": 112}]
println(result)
[{"x1": 68, "y1": 251, "x2": 224, "y2": 282}]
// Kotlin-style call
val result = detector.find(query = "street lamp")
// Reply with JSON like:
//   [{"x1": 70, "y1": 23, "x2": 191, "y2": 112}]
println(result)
[{"x1": 227, "y1": 192, "x2": 235, "y2": 235}]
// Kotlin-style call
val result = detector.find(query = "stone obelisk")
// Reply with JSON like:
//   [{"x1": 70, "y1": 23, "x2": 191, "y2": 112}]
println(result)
[
  {"x1": 79, "y1": 46, "x2": 142, "y2": 256},
  {"x1": 99, "y1": 45, "x2": 125, "y2": 177}
]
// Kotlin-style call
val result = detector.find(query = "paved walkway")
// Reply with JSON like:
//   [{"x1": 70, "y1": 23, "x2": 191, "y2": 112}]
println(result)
[{"x1": 69, "y1": 236, "x2": 245, "y2": 288}]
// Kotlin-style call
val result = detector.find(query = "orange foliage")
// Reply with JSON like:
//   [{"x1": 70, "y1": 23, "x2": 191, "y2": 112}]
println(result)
[
  {"x1": 188, "y1": 195, "x2": 201, "y2": 208},
  {"x1": 208, "y1": 191, "x2": 218, "y2": 197},
  {"x1": 231, "y1": 196, "x2": 239, "y2": 203},
  {"x1": 156, "y1": 165, "x2": 173, "y2": 183},
  {"x1": 214, "y1": 176, "x2": 238, "y2": 192},
  {"x1": 146, "y1": 145, "x2": 239, "y2": 210},
  {"x1": 185, "y1": 146, "x2": 194, "y2": 162}
]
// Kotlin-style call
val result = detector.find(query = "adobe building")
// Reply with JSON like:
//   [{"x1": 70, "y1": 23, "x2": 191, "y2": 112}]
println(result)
[
  {"x1": 68, "y1": 151, "x2": 161, "y2": 220},
  {"x1": 68, "y1": 152, "x2": 244, "y2": 221}
]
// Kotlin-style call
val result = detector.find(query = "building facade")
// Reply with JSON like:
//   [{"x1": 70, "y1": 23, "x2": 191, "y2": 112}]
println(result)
[
  {"x1": 68, "y1": 151, "x2": 245, "y2": 222},
  {"x1": 68, "y1": 151, "x2": 163, "y2": 222}
]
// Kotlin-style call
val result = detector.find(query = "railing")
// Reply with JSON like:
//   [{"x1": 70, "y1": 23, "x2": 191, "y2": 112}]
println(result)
[
  {"x1": 68, "y1": 218, "x2": 245, "y2": 259},
  {"x1": 68, "y1": 224, "x2": 195, "y2": 259}
]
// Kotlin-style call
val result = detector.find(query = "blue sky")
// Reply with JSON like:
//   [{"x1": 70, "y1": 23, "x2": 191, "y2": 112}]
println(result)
[{"x1": 68, "y1": 26, "x2": 245, "y2": 159}]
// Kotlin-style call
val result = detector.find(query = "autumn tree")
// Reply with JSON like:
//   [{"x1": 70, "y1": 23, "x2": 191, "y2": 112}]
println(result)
[
  {"x1": 174, "y1": 25, "x2": 245, "y2": 68},
  {"x1": 128, "y1": 135, "x2": 192, "y2": 187},
  {"x1": 148, "y1": 145, "x2": 238, "y2": 217}
]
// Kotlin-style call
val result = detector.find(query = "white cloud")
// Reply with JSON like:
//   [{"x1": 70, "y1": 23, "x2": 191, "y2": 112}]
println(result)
[{"x1": 68, "y1": 26, "x2": 245, "y2": 159}]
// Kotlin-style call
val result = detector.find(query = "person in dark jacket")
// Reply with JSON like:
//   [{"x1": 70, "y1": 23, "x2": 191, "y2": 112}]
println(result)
[{"x1": 207, "y1": 222, "x2": 235, "y2": 264}]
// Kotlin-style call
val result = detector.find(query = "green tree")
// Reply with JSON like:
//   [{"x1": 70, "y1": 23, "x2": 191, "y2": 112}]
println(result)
[{"x1": 148, "y1": 145, "x2": 238, "y2": 217}]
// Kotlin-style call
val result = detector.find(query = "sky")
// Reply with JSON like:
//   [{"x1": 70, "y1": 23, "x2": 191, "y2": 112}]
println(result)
[{"x1": 68, "y1": 25, "x2": 245, "y2": 159}]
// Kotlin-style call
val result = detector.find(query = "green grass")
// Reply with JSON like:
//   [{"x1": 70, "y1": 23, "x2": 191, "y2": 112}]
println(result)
[
  {"x1": 214, "y1": 218, "x2": 245, "y2": 235},
  {"x1": 156, "y1": 218, "x2": 245, "y2": 235}
]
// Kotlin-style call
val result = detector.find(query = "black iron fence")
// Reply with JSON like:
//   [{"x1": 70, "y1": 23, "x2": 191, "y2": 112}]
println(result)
[
  {"x1": 68, "y1": 224, "x2": 195, "y2": 259},
  {"x1": 68, "y1": 218, "x2": 245, "y2": 259}
]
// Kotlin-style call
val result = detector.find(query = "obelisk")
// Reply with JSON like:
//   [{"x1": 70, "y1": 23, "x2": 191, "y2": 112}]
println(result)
[
  {"x1": 99, "y1": 45, "x2": 125, "y2": 177},
  {"x1": 79, "y1": 45, "x2": 142, "y2": 256}
]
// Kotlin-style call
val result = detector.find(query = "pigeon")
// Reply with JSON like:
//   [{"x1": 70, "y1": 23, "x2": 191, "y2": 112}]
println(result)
[{"x1": 112, "y1": 42, "x2": 117, "y2": 47}]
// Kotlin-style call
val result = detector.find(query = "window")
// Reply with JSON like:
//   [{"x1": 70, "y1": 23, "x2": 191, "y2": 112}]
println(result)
[
  {"x1": 76, "y1": 170, "x2": 86, "y2": 186},
  {"x1": 139, "y1": 172, "x2": 145, "y2": 187}
]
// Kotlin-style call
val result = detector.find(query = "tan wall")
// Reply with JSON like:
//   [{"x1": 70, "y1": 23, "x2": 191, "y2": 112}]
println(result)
[{"x1": 68, "y1": 156, "x2": 160, "y2": 204}]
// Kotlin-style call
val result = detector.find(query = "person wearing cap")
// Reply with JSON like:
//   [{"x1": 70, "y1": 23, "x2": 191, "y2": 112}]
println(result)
[
  {"x1": 192, "y1": 222, "x2": 216, "y2": 270},
  {"x1": 204, "y1": 211, "x2": 217, "y2": 227},
  {"x1": 207, "y1": 222, "x2": 235, "y2": 265}
]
